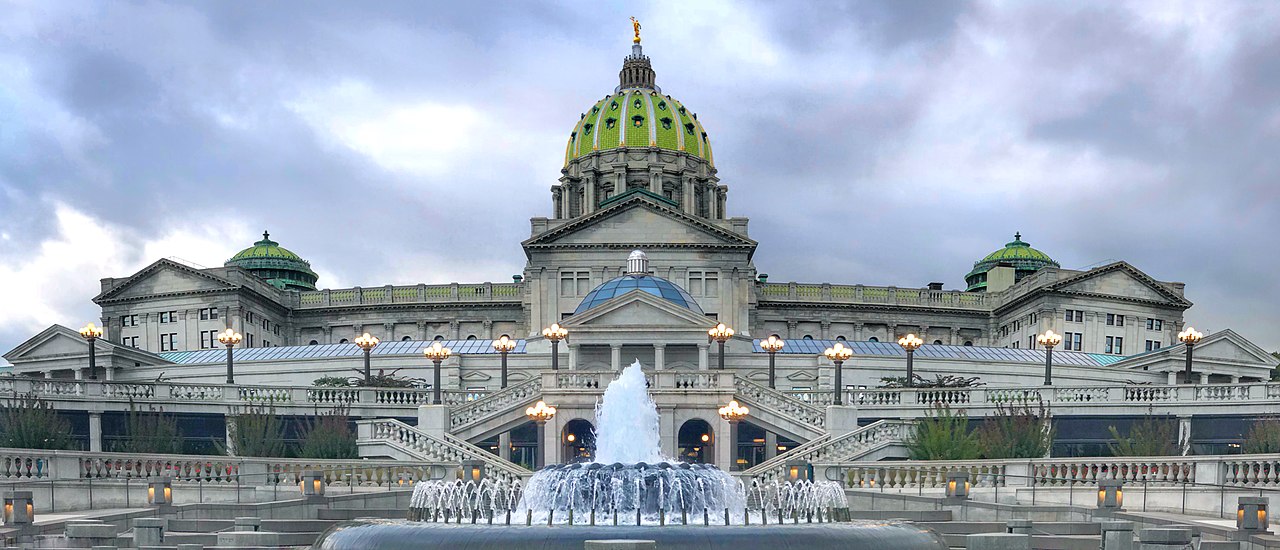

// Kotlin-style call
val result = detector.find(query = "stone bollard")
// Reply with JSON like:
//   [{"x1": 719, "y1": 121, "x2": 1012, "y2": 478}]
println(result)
[
  {"x1": 1199, "y1": 542, "x2": 1241, "y2": 550},
  {"x1": 584, "y1": 541, "x2": 658, "y2": 550},
  {"x1": 1006, "y1": 519, "x2": 1033, "y2": 535},
  {"x1": 965, "y1": 533, "x2": 1030, "y2": 550},
  {"x1": 234, "y1": 516, "x2": 263, "y2": 532},
  {"x1": 1137, "y1": 528, "x2": 1192, "y2": 550},
  {"x1": 133, "y1": 517, "x2": 167, "y2": 547},
  {"x1": 1101, "y1": 521, "x2": 1135, "y2": 550}
]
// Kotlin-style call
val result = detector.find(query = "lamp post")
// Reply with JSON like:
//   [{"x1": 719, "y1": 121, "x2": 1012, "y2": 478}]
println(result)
[
  {"x1": 897, "y1": 333, "x2": 923, "y2": 383},
  {"x1": 1178, "y1": 326, "x2": 1204, "y2": 384},
  {"x1": 354, "y1": 333, "x2": 380, "y2": 384},
  {"x1": 708, "y1": 323, "x2": 735, "y2": 370},
  {"x1": 424, "y1": 342, "x2": 453, "y2": 405},
  {"x1": 492, "y1": 335, "x2": 517, "y2": 388},
  {"x1": 542, "y1": 324, "x2": 568, "y2": 371},
  {"x1": 823, "y1": 342, "x2": 853, "y2": 406},
  {"x1": 760, "y1": 336, "x2": 785, "y2": 389},
  {"x1": 217, "y1": 328, "x2": 243, "y2": 384},
  {"x1": 718, "y1": 400, "x2": 749, "y2": 471},
  {"x1": 525, "y1": 400, "x2": 557, "y2": 469},
  {"x1": 1037, "y1": 330, "x2": 1062, "y2": 386},
  {"x1": 79, "y1": 323, "x2": 104, "y2": 380}
]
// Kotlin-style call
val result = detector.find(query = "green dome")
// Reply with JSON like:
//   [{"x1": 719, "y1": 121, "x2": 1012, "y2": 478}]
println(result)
[
  {"x1": 563, "y1": 44, "x2": 712, "y2": 167},
  {"x1": 225, "y1": 231, "x2": 319, "y2": 291},
  {"x1": 965, "y1": 233, "x2": 1059, "y2": 292}
]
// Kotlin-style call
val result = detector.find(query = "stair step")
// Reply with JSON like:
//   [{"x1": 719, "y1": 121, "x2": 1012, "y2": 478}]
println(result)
[
  {"x1": 318, "y1": 508, "x2": 409, "y2": 520},
  {"x1": 848, "y1": 510, "x2": 952, "y2": 522}
]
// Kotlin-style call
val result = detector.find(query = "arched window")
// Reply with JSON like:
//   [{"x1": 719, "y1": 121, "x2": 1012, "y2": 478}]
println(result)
[
  {"x1": 770, "y1": 334, "x2": 781, "y2": 339},
  {"x1": 933, "y1": 340, "x2": 943, "y2": 346},
  {"x1": 964, "y1": 341, "x2": 974, "y2": 347},
  {"x1": 835, "y1": 336, "x2": 847, "y2": 342},
  {"x1": 677, "y1": 419, "x2": 714, "y2": 464},
  {"x1": 802, "y1": 335, "x2": 813, "y2": 340},
  {"x1": 868, "y1": 337, "x2": 879, "y2": 343},
  {"x1": 434, "y1": 335, "x2": 444, "y2": 341},
  {"x1": 308, "y1": 340, "x2": 318, "y2": 346},
  {"x1": 339, "y1": 339, "x2": 349, "y2": 344},
  {"x1": 402, "y1": 336, "x2": 412, "y2": 341},
  {"x1": 562, "y1": 419, "x2": 596, "y2": 463},
  {"x1": 466, "y1": 335, "x2": 477, "y2": 341}
]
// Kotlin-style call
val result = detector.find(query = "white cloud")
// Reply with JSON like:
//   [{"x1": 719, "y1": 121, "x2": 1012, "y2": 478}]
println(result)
[{"x1": 0, "y1": 201, "x2": 251, "y2": 342}]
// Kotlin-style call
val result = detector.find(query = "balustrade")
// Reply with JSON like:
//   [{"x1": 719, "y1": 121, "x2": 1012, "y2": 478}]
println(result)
[{"x1": 296, "y1": 283, "x2": 522, "y2": 308}]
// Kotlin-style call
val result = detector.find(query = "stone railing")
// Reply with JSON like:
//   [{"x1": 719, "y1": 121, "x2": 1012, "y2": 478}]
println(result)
[
  {"x1": 0, "y1": 377, "x2": 482, "y2": 412},
  {"x1": 734, "y1": 377, "x2": 828, "y2": 431},
  {"x1": 758, "y1": 282, "x2": 989, "y2": 310},
  {"x1": 295, "y1": 282, "x2": 522, "y2": 309},
  {"x1": 357, "y1": 419, "x2": 530, "y2": 483},
  {"x1": 0, "y1": 447, "x2": 449, "y2": 486},
  {"x1": 450, "y1": 378, "x2": 544, "y2": 433},
  {"x1": 542, "y1": 371, "x2": 734, "y2": 392},
  {"x1": 841, "y1": 382, "x2": 1280, "y2": 412},
  {"x1": 743, "y1": 420, "x2": 912, "y2": 484}
]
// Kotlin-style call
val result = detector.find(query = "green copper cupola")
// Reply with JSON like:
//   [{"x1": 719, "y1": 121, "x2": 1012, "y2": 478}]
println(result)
[
  {"x1": 225, "y1": 231, "x2": 319, "y2": 291},
  {"x1": 964, "y1": 232, "x2": 1059, "y2": 292}
]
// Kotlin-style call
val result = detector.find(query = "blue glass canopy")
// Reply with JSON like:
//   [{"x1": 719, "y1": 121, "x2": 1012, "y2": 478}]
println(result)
[{"x1": 574, "y1": 275, "x2": 703, "y2": 315}]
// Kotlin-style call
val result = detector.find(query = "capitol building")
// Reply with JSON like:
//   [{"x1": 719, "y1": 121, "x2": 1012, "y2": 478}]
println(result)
[{"x1": 5, "y1": 37, "x2": 1277, "y2": 472}]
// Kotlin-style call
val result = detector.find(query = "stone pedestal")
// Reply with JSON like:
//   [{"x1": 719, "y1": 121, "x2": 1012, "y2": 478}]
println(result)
[
  {"x1": 132, "y1": 517, "x2": 166, "y2": 547},
  {"x1": 825, "y1": 405, "x2": 859, "y2": 436},
  {"x1": 1006, "y1": 519, "x2": 1033, "y2": 535},
  {"x1": 418, "y1": 405, "x2": 450, "y2": 439},
  {"x1": 965, "y1": 533, "x2": 1030, "y2": 550},
  {"x1": 66, "y1": 519, "x2": 117, "y2": 547},
  {"x1": 1101, "y1": 521, "x2": 1135, "y2": 550},
  {"x1": 1137, "y1": 528, "x2": 1192, "y2": 550},
  {"x1": 234, "y1": 516, "x2": 262, "y2": 531}
]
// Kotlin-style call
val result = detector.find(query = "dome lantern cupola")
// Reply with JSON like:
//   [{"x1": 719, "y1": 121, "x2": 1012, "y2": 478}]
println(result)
[
  {"x1": 225, "y1": 231, "x2": 319, "y2": 291},
  {"x1": 964, "y1": 232, "x2": 1059, "y2": 292}
]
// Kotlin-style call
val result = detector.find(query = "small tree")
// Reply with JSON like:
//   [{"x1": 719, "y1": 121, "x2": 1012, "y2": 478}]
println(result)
[
  {"x1": 976, "y1": 401, "x2": 1054, "y2": 459},
  {"x1": 1108, "y1": 413, "x2": 1181, "y2": 457},
  {"x1": 0, "y1": 392, "x2": 75, "y2": 450},
  {"x1": 113, "y1": 400, "x2": 184, "y2": 454},
  {"x1": 1244, "y1": 417, "x2": 1280, "y2": 454},
  {"x1": 225, "y1": 403, "x2": 287, "y2": 457},
  {"x1": 907, "y1": 404, "x2": 980, "y2": 460},
  {"x1": 297, "y1": 406, "x2": 358, "y2": 459}
]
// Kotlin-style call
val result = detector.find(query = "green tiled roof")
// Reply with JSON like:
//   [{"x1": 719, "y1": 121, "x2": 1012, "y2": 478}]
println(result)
[
  {"x1": 225, "y1": 232, "x2": 319, "y2": 291},
  {"x1": 965, "y1": 233, "x2": 1059, "y2": 291},
  {"x1": 564, "y1": 90, "x2": 712, "y2": 166}
]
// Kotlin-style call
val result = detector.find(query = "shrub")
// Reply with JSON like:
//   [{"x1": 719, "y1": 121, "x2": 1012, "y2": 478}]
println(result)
[
  {"x1": 350, "y1": 368, "x2": 426, "y2": 388},
  {"x1": 0, "y1": 392, "x2": 75, "y2": 450},
  {"x1": 880, "y1": 374, "x2": 984, "y2": 389},
  {"x1": 1244, "y1": 417, "x2": 1280, "y2": 454},
  {"x1": 976, "y1": 401, "x2": 1054, "y2": 459},
  {"x1": 312, "y1": 376, "x2": 351, "y2": 387},
  {"x1": 1108, "y1": 413, "x2": 1180, "y2": 457},
  {"x1": 224, "y1": 403, "x2": 287, "y2": 457},
  {"x1": 113, "y1": 400, "x2": 184, "y2": 454},
  {"x1": 907, "y1": 404, "x2": 980, "y2": 460},
  {"x1": 297, "y1": 407, "x2": 358, "y2": 459}
]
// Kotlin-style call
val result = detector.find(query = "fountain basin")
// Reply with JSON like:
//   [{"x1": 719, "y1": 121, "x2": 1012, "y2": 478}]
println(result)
[{"x1": 312, "y1": 519, "x2": 949, "y2": 550}]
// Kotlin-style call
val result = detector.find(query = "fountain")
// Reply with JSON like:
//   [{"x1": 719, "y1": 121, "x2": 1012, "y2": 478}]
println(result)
[{"x1": 313, "y1": 361, "x2": 947, "y2": 549}]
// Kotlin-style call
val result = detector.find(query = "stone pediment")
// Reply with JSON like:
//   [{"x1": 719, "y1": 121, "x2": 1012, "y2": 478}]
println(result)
[
  {"x1": 523, "y1": 193, "x2": 756, "y2": 252},
  {"x1": 97, "y1": 259, "x2": 237, "y2": 303},
  {"x1": 3, "y1": 324, "x2": 165, "y2": 366},
  {"x1": 1051, "y1": 262, "x2": 1190, "y2": 306},
  {"x1": 563, "y1": 289, "x2": 712, "y2": 330},
  {"x1": 1193, "y1": 330, "x2": 1279, "y2": 366}
]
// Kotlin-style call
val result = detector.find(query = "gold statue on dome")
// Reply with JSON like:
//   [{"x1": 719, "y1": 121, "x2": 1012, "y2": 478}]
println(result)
[{"x1": 630, "y1": 16, "x2": 641, "y2": 44}]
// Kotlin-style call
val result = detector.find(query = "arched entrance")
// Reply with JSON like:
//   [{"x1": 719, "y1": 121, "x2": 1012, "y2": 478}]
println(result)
[
  {"x1": 677, "y1": 419, "x2": 713, "y2": 464},
  {"x1": 562, "y1": 419, "x2": 596, "y2": 463}
]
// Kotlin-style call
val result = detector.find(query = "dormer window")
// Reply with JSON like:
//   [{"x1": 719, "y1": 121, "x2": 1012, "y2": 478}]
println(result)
[
  {"x1": 684, "y1": 122, "x2": 696, "y2": 135},
  {"x1": 678, "y1": 106, "x2": 686, "y2": 115},
  {"x1": 583, "y1": 123, "x2": 593, "y2": 134},
  {"x1": 657, "y1": 101, "x2": 667, "y2": 111},
  {"x1": 632, "y1": 115, "x2": 644, "y2": 127},
  {"x1": 592, "y1": 105, "x2": 601, "y2": 114},
  {"x1": 633, "y1": 98, "x2": 642, "y2": 109},
  {"x1": 610, "y1": 101, "x2": 619, "y2": 111},
  {"x1": 605, "y1": 117, "x2": 617, "y2": 129},
  {"x1": 660, "y1": 117, "x2": 672, "y2": 130}
]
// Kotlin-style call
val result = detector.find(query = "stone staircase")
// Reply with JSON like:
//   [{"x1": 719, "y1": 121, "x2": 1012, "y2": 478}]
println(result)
[
  {"x1": 448, "y1": 378, "x2": 544, "y2": 441},
  {"x1": 357, "y1": 418, "x2": 533, "y2": 482},
  {"x1": 742, "y1": 419, "x2": 913, "y2": 483},
  {"x1": 732, "y1": 377, "x2": 828, "y2": 442}
]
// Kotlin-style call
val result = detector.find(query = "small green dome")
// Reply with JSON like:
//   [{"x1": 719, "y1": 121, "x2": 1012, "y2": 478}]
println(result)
[
  {"x1": 563, "y1": 44, "x2": 712, "y2": 167},
  {"x1": 225, "y1": 231, "x2": 319, "y2": 291},
  {"x1": 965, "y1": 233, "x2": 1059, "y2": 292}
]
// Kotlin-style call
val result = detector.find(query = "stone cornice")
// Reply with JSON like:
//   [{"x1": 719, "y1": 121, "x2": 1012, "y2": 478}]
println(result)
[{"x1": 756, "y1": 301, "x2": 992, "y2": 318}]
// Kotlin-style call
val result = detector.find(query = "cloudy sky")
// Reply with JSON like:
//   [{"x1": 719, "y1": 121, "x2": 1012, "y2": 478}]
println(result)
[{"x1": 2, "y1": 1, "x2": 1278, "y2": 360}]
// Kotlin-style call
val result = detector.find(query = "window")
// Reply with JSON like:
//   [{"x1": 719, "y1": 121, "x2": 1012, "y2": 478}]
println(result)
[
  {"x1": 262, "y1": 319, "x2": 269, "y2": 330},
  {"x1": 263, "y1": 340, "x2": 270, "y2": 347},
  {"x1": 688, "y1": 271, "x2": 719, "y2": 297},
  {"x1": 159, "y1": 311, "x2": 177, "y2": 324},
  {"x1": 248, "y1": 334, "x2": 256, "y2": 348},
  {"x1": 1105, "y1": 336, "x2": 1124, "y2": 355},
  {"x1": 160, "y1": 333, "x2": 177, "y2": 351},
  {"x1": 868, "y1": 337, "x2": 879, "y2": 342},
  {"x1": 120, "y1": 336, "x2": 138, "y2": 348},
  {"x1": 560, "y1": 271, "x2": 591, "y2": 296},
  {"x1": 401, "y1": 336, "x2": 412, "y2": 341},
  {"x1": 199, "y1": 308, "x2": 219, "y2": 321},
  {"x1": 121, "y1": 315, "x2": 138, "y2": 327},
  {"x1": 1064, "y1": 310, "x2": 1083, "y2": 322},
  {"x1": 1028, "y1": 335, "x2": 1035, "y2": 348},
  {"x1": 246, "y1": 311, "x2": 256, "y2": 324},
  {"x1": 1106, "y1": 314, "x2": 1125, "y2": 326},
  {"x1": 1145, "y1": 340, "x2": 1162, "y2": 351},
  {"x1": 933, "y1": 340, "x2": 943, "y2": 345},
  {"x1": 1147, "y1": 319, "x2": 1163, "y2": 331},
  {"x1": 1063, "y1": 332, "x2": 1082, "y2": 351},
  {"x1": 1012, "y1": 341, "x2": 1019, "y2": 349},
  {"x1": 963, "y1": 341, "x2": 973, "y2": 346},
  {"x1": 309, "y1": 340, "x2": 319, "y2": 345},
  {"x1": 802, "y1": 335, "x2": 813, "y2": 340}
]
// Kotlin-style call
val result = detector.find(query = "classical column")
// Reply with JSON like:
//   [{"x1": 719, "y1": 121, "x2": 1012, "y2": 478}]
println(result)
[
  {"x1": 104, "y1": 367, "x2": 114, "y2": 381},
  {"x1": 697, "y1": 343, "x2": 710, "y2": 371},
  {"x1": 482, "y1": 320, "x2": 493, "y2": 340},
  {"x1": 653, "y1": 344, "x2": 666, "y2": 371},
  {"x1": 384, "y1": 322, "x2": 395, "y2": 340},
  {"x1": 854, "y1": 323, "x2": 864, "y2": 341},
  {"x1": 950, "y1": 328, "x2": 960, "y2": 345},
  {"x1": 417, "y1": 321, "x2": 428, "y2": 341},
  {"x1": 567, "y1": 343, "x2": 579, "y2": 370},
  {"x1": 820, "y1": 320, "x2": 831, "y2": 340},
  {"x1": 499, "y1": 432, "x2": 512, "y2": 461},
  {"x1": 449, "y1": 321, "x2": 460, "y2": 340},
  {"x1": 74, "y1": 368, "x2": 84, "y2": 381},
  {"x1": 610, "y1": 344, "x2": 622, "y2": 371},
  {"x1": 584, "y1": 177, "x2": 596, "y2": 214},
  {"x1": 786, "y1": 321, "x2": 797, "y2": 340},
  {"x1": 322, "y1": 326, "x2": 332, "y2": 344},
  {"x1": 765, "y1": 432, "x2": 778, "y2": 461},
  {"x1": 88, "y1": 412, "x2": 103, "y2": 452}
]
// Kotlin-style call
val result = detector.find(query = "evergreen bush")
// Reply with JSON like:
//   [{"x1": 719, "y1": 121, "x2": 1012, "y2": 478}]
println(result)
[
  {"x1": 1243, "y1": 417, "x2": 1280, "y2": 454},
  {"x1": 1108, "y1": 412, "x2": 1180, "y2": 457},
  {"x1": 0, "y1": 392, "x2": 75, "y2": 450},
  {"x1": 223, "y1": 403, "x2": 287, "y2": 457},
  {"x1": 907, "y1": 404, "x2": 980, "y2": 460},
  {"x1": 297, "y1": 406, "x2": 358, "y2": 459},
  {"x1": 113, "y1": 400, "x2": 184, "y2": 454},
  {"x1": 976, "y1": 401, "x2": 1054, "y2": 459}
]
